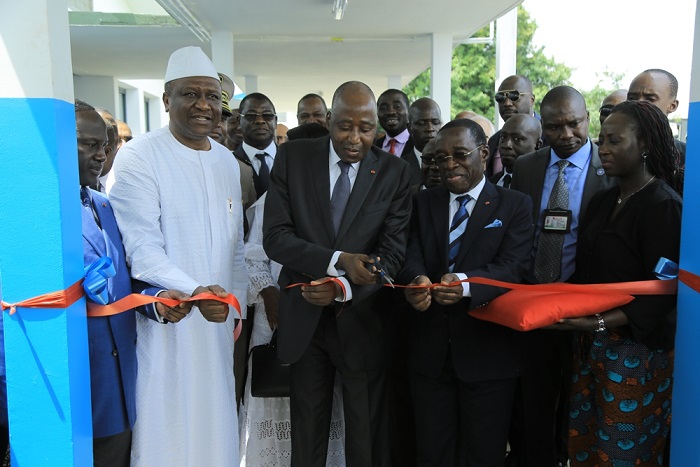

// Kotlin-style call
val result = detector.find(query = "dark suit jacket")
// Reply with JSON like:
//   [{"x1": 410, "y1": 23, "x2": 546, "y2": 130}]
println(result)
[
  {"x1": 234, "y1": 144, "x2": 276, "y2": 199},
  {"x1": 399, "y1": 182, "x2": 534, "y2": 382},
  {"x1": 510, "y1": 142, "x2": 612, "y2": 227},
  {"x1": 83, "y1": 189, "x2": 158, "y2": 437},
  {"x1": 263, "y1": 136, "x2": 412, "y2": 371},
  {"x1": 375, "y1": 134, "x2": 421, "y2": 187}
]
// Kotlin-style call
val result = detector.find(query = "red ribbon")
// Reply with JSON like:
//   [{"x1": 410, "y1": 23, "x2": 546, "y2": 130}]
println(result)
[
  {"x1": 2, "y1": 282, "x2": 243, "y2": 341},
  {"x1": 286, "y1": 277, "x2": 347, "y2": 299},
  {"x1": 395, "y1": 276, "x2": 678, "y2": 295},
  {"x1": 1, "y1": 280, "x2": 85, "y2": 315},
  {"x1": 287, "y1": 274, "x2": 687, "y2": 296}
]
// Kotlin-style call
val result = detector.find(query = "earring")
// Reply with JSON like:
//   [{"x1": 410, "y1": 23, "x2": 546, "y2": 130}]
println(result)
[{"x1": 642, "y1": 151, "x2": 648, "y2": 171}]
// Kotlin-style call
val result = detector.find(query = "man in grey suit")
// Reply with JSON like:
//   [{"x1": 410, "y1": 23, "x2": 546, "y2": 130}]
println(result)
[{"x1": 509, "y1": 86, "x2": 613, "y2": 467}]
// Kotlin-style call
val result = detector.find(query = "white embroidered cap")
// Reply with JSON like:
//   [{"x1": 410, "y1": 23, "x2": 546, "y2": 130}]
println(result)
[{"x1": 164, "y1": 46, "x2": 219, "y2": 83}]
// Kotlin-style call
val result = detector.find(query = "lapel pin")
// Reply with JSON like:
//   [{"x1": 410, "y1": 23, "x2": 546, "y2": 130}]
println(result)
[
  {"x1": 597, "y1": 168, "x2": 605, "y2": 176},
  {"x1": 102, "y1": 203, "x2": 106, "y2": 207},
  {"x1": 370, "y1": 169, "x2": 376, "y2": 174},
  {"x1": 484, "y1": 201, "x2": 490, "y2": 205}
]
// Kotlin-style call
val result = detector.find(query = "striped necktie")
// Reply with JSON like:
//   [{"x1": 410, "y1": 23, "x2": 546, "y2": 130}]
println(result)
[{"x1": 448, "y1": 194, "x2": 471, "y2": 272}]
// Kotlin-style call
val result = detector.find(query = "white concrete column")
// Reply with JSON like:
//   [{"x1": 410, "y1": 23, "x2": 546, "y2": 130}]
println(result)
[
  {"x1": 245, "y1": 75, "x2": 258, "y2": 94},
  {"x1": 211, "y1": 30, "x2": 235, "y2": 79},
  {"x1": 388, "y1": 75, "x2": 402, "y2": 91},
  {"x1": 73, "y1": 75, "x2": 119, "y2": 114},
  {"x1": 495, "y1": 7, "x2": 518, "y2": 130},
  {"x1": 431, "y1": 33, "x2": 452, "y2": 120}
]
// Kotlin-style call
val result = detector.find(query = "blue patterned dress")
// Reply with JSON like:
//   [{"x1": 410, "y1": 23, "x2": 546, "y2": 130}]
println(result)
[{"x1": 568, "y1": 180, "x2": 681, "y2": 466}]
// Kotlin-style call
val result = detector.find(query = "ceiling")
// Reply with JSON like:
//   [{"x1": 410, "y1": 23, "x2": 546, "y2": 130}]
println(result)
[{"x1": 69, "y1": 0, "x2": 520, "y2": 111}]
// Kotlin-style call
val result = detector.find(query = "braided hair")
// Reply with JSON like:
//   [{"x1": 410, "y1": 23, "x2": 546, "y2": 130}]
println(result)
[{"x1": 609, "y1": 100, "x2": 683, "y2": 196}]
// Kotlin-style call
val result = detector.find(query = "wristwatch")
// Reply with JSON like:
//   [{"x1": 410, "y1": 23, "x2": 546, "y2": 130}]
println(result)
[{"x1": 594, "y1": 313, "x2": 606, "y2": 332}]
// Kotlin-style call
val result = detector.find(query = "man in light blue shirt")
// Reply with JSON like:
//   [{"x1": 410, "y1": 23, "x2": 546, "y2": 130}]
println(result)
[{"x1": 510, "y1": 86, "x2": 613, "y2": 467}]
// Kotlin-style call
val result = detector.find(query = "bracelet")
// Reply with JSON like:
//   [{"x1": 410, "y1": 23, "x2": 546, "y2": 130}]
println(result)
[{"x1": 594, "y1": 313, "x2": 606, "y2": 332}]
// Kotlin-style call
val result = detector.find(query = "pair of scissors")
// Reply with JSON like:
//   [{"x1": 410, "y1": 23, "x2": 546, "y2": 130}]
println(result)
[{"x1": 365, "y1": 254, "x2": 395, "y2": 288}]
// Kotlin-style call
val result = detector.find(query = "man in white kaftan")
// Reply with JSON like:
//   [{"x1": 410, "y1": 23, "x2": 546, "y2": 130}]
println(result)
[{"x1": 109, "y1": 46, "x2": 248, "y2": 466}]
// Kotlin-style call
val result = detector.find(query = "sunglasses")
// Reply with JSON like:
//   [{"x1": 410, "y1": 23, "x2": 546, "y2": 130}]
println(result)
[
  {"x1": 434, "y1": 145, "x2": 483, "y2": 165},
  {"x1": 494, "y1": 90, "x2": 531, "y2": 103},
  {"x1": 599, "y1": 105, "x2": 614, "y2": 117},
  {"x1": 242, "y1": 112, "x2": 277, "y2": 122}
]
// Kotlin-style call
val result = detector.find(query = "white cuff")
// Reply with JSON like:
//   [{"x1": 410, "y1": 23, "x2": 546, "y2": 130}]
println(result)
[
  {"x1": 150, "y1": 289, "x2": 168, "y2": 323},
  {"x1": 334, "y1": 277, "x2": 353, "y2": 302},
  {"x1": 327, "y1": 251, "x2": 344, "y2": 276},
  {"x1": 454, "y1": 273, "x2": 471, "y2": 297}
]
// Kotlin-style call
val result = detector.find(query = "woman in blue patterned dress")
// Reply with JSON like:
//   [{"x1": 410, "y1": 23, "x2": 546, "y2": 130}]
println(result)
[{"x1": 549, "y1": 100, "x2": 683, "y2": 466}]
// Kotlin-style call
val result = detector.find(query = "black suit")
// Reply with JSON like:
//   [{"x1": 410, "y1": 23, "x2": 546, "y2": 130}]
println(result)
[
  {"x1": 263, "y1": 136, "x2": 412, "y2": 467},
  {"x1": 509, "y1": 143, "x2": 614, "y2": 467},
  {"x1": 375, "y1": 134, "x2": 422, "y2": 187},
  {"x1": 400, "y1": 181, "x2": 534, "y2": 466}
]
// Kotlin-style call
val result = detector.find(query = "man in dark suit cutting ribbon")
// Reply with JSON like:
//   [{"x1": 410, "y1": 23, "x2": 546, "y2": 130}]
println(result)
[{"x1": 263, "y1": 81, "x2": 412, "y2": 467}]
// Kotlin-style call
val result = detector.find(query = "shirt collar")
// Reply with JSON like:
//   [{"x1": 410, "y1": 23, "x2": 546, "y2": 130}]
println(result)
[
  {"x1": 449, "y1": 175, "x2": 486, "y2": 204},
  {"x1": 549, "y1": 139, "x2": 591, "y2": 169},
  {"x1": 243, "y1": 141, "x2": 277, "y2": 160},
  {"x1": 388, "y1": 128, "x2": 410, "y2": 144},
  {"x1": 328, "y1": 141, "x2": 360, "y2": 172}
]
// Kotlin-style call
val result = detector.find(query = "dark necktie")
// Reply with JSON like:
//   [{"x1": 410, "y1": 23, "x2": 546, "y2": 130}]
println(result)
[
  {"x1": 503, "y1": 173, "x2": 512, "y2": 189},
  {"x1": 255, "y1": 153, "x2": 270, "y2": 193},
  {"x1": 331, "y1": 161, "x2": 352, "y2": 234},
  {"x1": 534, "y1": 160, "x2": 570, "y2": 283},
  {"x1": 448, "y1": 194, "x2": 471, "y2": 272},
  {"x1": 388, "y1": 138, "x2": 397, "y2": 155},
  {"x1": 81, "y1": 186, "x2": 101, "y2": 228}
]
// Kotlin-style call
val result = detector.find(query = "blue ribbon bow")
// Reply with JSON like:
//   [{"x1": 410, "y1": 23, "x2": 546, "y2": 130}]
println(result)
[
  {"x1": 654, "y1": 257, "x2": 679, "y2": 280},
  {"x1": 83, "y1": 256, "x2": 116, "y2": 304}
]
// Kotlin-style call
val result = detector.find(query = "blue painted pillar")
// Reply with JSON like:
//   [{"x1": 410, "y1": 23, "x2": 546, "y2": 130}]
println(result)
[
  {"x1": 671, "y1": 1, "x2": 700, "y2": 464},
  {"x1": 0, "y1": 0, "x2": 93, "y2": 465}
]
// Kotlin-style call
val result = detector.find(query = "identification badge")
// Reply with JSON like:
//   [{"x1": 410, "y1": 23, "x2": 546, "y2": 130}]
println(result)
[{"x1": 542, "y1": 209, "x2": 572, "y2": 233}]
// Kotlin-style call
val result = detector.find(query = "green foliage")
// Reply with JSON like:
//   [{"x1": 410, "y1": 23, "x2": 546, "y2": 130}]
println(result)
[
  {"x1": 403, "y1": 6, "x2": 572, "y2": 121},
  {"x1": 580, "y1": 70, "x2": 625, "y2": 138}
]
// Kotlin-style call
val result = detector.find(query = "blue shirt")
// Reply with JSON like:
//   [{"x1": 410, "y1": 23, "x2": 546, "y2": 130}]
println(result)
[{"x1": 535, "y1": 139, "x2": 592, "y2": 282}]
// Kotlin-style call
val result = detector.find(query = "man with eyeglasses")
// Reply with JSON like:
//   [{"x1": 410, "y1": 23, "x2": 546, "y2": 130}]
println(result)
[
  {"x1": 407, "y1": 97, "x2": 442, "y2": 189},
  {"x1": 233, "y1": 92, "x2": 278, "y2": 199},
  {"x1": 487, "y1": 75, "x2": 539, "y2": 178},
  {"x1": 509, "y1": 86, "x2": 613, "y2": 467},
  {"x1": 401, "y1": 118, "x2": 533, "y2": 466},
  {"x1": 598, "y1": 89, "x2": 627, "y2": 127}
]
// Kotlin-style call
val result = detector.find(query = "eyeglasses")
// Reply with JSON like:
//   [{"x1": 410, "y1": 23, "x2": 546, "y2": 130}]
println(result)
[
  {"x1": 420, "y1": 155, "x2": 438, "y2": 166},
  {"x1": 434, "y1": 145, "x2": 483, "y2": 165},
  {"x1": 242, "y1": 112, "x2": 276, "y2": 122},
  {"x1": 494, "y1": 90, "x2": 531, "y2": 103},
  {"x1": 599, "y1": 105, "x2": 614, "y2": 117}
]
